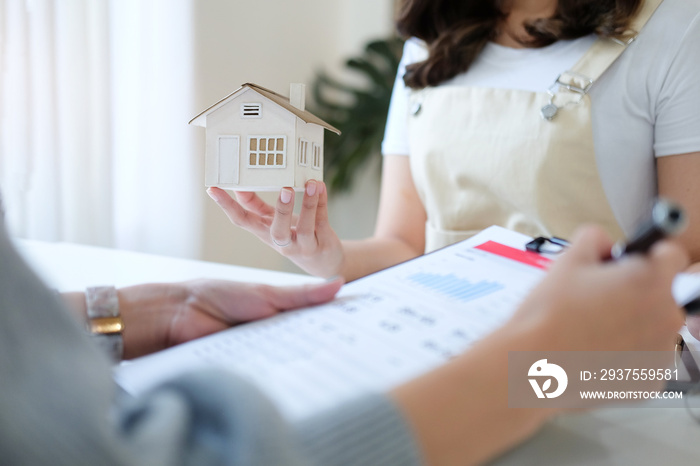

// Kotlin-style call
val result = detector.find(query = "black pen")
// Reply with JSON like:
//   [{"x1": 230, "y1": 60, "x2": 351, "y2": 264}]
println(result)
[{"x1": 610, "y1": 198, "x2": 687, "y2": 259}]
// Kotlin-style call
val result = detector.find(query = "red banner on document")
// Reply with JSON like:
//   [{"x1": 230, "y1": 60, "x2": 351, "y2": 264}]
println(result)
[{"x1": 475, "y1": 241, "x2": 552, "y2": 270}]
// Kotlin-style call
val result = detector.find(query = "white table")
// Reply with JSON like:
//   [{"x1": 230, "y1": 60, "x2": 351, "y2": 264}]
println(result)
[
  {"x1": 15, "y1": 239, "x2": 700, "y2": 465},
  {"x1": 16, "y1": 239, "x2": 320, "y2": 290}
]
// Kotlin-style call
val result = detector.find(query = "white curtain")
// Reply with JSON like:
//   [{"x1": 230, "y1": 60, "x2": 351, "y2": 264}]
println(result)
[{"x1": 0, "y1": 0, "x2": 201, "y2": 258}]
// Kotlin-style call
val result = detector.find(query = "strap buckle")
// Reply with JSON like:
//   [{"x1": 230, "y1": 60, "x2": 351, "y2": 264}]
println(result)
[
  {"x1": 550, "y1": 71, "x2": 594, "y2": 96},
  {"x1": 541, "y1": 71, "x2": 594, "y2": 120},
  {"x1": 610, "y1": 35, "x2": 637, "y2": 47}
]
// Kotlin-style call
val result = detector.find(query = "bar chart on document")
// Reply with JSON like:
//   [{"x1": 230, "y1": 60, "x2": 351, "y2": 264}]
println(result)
[
  {"x1": 406, "y1": 271, "x2": 504, "y2": 302},
  {"x1": 115, "y1": 227, "x2": 549, "y2": 421}
]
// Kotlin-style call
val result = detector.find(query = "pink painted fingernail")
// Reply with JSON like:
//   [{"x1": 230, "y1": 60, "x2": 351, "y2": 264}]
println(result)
[
  {"x1": 280, "y1": 188, "x2": 293, "y2": 204},
  {"x1": 306, "y1": 180, "x2": 317, "y2": 196}
]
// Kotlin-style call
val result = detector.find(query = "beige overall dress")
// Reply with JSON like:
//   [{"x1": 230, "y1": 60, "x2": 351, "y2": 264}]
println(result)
[{"x1": 407, "y1": 0, "x2": 663, "y2": 252}]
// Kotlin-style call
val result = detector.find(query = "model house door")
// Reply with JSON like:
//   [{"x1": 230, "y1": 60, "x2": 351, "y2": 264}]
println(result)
[{"x1": 218, "y1": 136, "x2": 240, "y2": 184}]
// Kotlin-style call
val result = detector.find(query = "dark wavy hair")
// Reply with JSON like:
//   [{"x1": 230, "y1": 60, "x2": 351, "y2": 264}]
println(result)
[{"x1": 397, "y1": 0, "x2": 643, "y2": 89}]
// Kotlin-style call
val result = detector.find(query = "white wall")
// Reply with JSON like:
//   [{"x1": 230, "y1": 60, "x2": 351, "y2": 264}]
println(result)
[{"x1": 192, "y1": 0, "x2": 395, "y2": 272}]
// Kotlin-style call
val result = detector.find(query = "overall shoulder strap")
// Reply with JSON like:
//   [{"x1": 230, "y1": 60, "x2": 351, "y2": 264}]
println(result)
[{"x1": 570, "y1": 0, "x2": 664, "y2": 81}]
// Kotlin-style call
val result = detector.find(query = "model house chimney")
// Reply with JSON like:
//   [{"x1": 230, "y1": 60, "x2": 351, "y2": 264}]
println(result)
[{"x1": 290, "y1": 83, "x2": 306, "y2": 111}]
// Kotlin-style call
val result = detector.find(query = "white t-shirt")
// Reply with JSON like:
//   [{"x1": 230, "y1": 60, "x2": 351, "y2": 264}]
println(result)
[{"x1": 382, "y1": 0, "x2": 700, "y2": 235}]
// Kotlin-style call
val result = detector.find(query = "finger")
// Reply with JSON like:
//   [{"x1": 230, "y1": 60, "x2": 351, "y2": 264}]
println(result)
[
  {"x1": 267, "y1": 277, "x2": 344, "y2": 311},
  {"x1": 235, "y1": 191, "x2": 276, "y2": 218},
  {"x1": 296, "y1": 180, "x2": 320, "y2": 248},
  {"x1": 269, "y1": 188, "x2": 295, "y2": 247},
  {"x1": 649, "y1": 240, "x2": 689, "y2": 278},
  {"x1": 564, "y1": 225, "x2": 615, "y2": 264},
  {"x1": 315, "y1": 181, "x2": 334, "y2": 238},
  {"x1": 207, "y1": 187, "x2": 270, "y2": 236},
  {"x1": 646, "y1": 241, "x2": 689, "y2": 304},
  {"x1": 648, "y1": 241, "x2": 688, "y2": 331}
]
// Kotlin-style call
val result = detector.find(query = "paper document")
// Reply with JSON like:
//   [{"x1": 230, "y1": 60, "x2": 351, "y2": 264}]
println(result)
[{"x1": 114, "y1": 226, "x2": 700, "y2": 421}]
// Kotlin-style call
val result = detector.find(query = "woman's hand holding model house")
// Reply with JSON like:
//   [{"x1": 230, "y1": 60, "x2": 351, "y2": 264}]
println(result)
[
  {"x1": 208, "y1": 155, "x2": 431, "y2": 282},
  {"x1": 208, "y1": 181, "x2": 348, "y2": 279}
]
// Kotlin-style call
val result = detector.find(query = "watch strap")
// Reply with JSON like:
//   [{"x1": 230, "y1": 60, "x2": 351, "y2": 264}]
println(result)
[{"x1": 85, "y1": 286, "x2": 123, "y2": 362}]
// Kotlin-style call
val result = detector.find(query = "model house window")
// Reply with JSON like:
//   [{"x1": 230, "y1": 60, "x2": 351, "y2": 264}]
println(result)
[
  {"x1": 312, "y1": 143, "x2": 322, "y2": 170},
  {"x1": 248, "y1": 136, "x2": 286, "y2": 168},
  {"x1": 241, "y1": 103, "x2": 262, "y2": 118},
  {"x1": 298, "y1": 139, "x2": 309, "y2": 166}
]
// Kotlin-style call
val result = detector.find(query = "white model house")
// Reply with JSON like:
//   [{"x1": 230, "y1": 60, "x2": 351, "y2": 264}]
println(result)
[{"x1": 189, "y1": 82, "x2": 340, "y2": 191}]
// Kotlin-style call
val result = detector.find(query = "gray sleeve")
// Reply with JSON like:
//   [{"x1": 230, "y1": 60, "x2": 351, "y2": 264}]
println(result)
[
  {"x1": 119, "y1": 371, "x2": 422, "y2": 466},
  {"x1": 296, "y1": 392, "x2": 423, "y2": 466},
  {"x1": 0, "y1": 218, "x2": 422, "y2": 466}
]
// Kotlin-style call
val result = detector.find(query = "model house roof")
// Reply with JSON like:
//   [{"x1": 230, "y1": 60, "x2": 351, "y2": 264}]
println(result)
[{"x1": 189, "y1": 82, "x2": 341, "y2": 134}]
